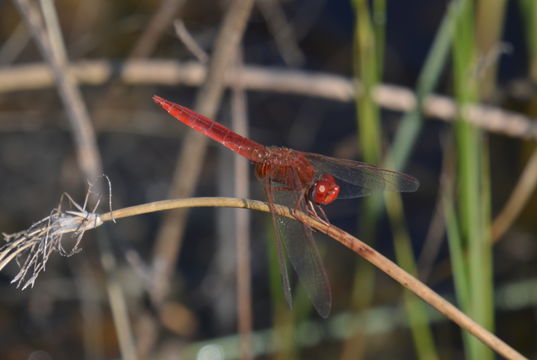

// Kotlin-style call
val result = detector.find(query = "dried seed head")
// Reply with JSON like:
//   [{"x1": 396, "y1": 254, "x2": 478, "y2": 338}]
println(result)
[{"x1": 0, "y1": 176, "x2": 112, "y2": 289}]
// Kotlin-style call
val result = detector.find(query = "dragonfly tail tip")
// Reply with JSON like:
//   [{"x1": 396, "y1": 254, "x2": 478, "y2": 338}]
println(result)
[{"x1": 153, "y1": 95, "x2": 170, "y2": 107}]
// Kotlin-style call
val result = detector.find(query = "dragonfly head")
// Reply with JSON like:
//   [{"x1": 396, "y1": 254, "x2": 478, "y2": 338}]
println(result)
[{"x1": 310, "y1": 174, "x2": 340, "y2": 205}]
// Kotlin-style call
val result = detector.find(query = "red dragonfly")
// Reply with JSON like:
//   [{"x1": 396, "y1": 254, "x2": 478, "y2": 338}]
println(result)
[{"x1": 153, "y1": 95, "x2": 419, "y2": 318}]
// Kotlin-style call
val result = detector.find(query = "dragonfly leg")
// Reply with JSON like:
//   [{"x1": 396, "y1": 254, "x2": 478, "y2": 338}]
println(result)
[
  {"x1": 289, "y1": 190, "x2": 330, "y2": 225},
  {"x1": 303, "y1": 200, "x2": 330, "y2": 225},
  {"x1": 313, "y1": 204, "x2": 331, "y2": 224}
]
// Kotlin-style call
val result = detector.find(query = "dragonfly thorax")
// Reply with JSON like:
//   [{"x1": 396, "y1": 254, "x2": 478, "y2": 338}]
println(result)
[{"x1": 254, "y1": 147, "x2": 317, "y2": 188}]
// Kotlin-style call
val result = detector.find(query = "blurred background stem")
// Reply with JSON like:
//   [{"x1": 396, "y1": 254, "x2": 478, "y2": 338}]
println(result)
[
  {"x1": 450, "y1": 0, "x2": 495, "y2": 358},
  {"x1": 342, "y1": 1, "x2": 446, "y2": 358},
  {"x1": 340, "y1": 1, "x2": 383, "y2": 358}
]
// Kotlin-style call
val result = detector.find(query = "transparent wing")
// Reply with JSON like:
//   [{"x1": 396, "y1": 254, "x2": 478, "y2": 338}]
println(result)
[
  {"x1": 266, "y1": 169, "x2": 332, "y2": 318},
  {"x1": 304, "y1": 152, "x2": 419, "y2": 199},
  {"x1": 262, "y1": 182, "x2": 293, "y2": 310}
]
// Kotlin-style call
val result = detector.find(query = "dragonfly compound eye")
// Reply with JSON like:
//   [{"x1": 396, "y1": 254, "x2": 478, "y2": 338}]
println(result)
[{"x1": 310, "y1": 174, "x2": 340, "y2": 205}]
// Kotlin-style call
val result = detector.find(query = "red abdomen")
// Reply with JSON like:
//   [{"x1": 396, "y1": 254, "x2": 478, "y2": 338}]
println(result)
[{"x1": 153, "y1": 96, "x2": 267, "y2": 162}]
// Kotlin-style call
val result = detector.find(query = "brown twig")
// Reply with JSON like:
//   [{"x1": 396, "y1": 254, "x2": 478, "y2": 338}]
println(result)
[
  {"x1": 2, "y1": 60, "x2": 537, "y2": 140},
  {"x1": 102, "y1": 197, "x2": 526, "y2": 360},
  {"x1": 417, "y1": 133, "x2": 453, "y2": 281},
  {"x1": 13, "y1": 0, "x2": 102, "y2": 183},
  {"x1": 491, "y1": 146, "x2": 537, "y2": 241},
  {"x1": 0, "y1": 21, "x2": 29, "y2": 65},
  {"x1": 1, "y1": 195, "x2": 527, "y2": 359},
  {"x1": 173, "y1": 19, "x2": 209, "y2": 63},
  {"x1": 90, "y1": 0, "x2": 185, "y2": 141},
  {"x1": 256, "y1": 0, "x2": 304, "y2": 66},
  {"x1": 129, "y1": 0, "x2": 186, "y2": 58}
]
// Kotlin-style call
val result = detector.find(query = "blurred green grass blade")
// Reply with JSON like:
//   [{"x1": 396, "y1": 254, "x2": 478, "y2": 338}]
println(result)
[
  {"x1": 350, "y1": 0, "x2": 383, "y2": 320},
  {"x1": 362, "y1": 3, "x2": 462, "y2": 356},
  {"x1": 443, "y1": 191, "x2": 470, "y2": 311},
  {"x1": 452, "y1": 0, "x2": 494, "y2": 358},
  {"x1": 353, "y1": 0, "x2": 381, "y2": 165},
  {"x1": 480, "y1": 141, "x2": 494, "y2": 332},
  {"x1": 341, "y1": 2, "x2": 385, "y2": 360},
  {"x1": 372, "y1": 0, "x2": 386, "y2": 76},
  {"x1": 389, "y1": 1, "x2": 460, "y2": 171},
  {"x1": 347, "y1": 1, "x2": 442, "y2": 359},
  {"x1": 443, "y1": 187, "x2": 474, "y2": 357}
]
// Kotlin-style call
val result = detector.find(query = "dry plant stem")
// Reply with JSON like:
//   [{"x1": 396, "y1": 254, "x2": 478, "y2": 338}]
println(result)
[
  {"x1": 12, "y1": 0, "x2": 102, "y2": 183},
  {"x1": 193, "y1": 0, "x2": 255, "y2": 117},
  {"x1": 256, "y1": 0, "x2": 305, "y2": 66},
  {"x1": 91, "y1": 0, "x2": 185, "y2": 136},
  {"x1": 2, "y1": 60, "x2": 537, "y2": 140},
  {"x1": 39, "y1": 0, "x2": 67, "y2": 61},
  {"x1": 151, "y1": 0, "x2": 255, "y2": 307},
  {"x1": 91, "y1": 0, "x2": 185, "y2": 130},
  {"x1": 0, "y1": 22, "x2": 29, "y2": 65},
  {"x1": 14, "y1": 2, "x2": 136, "y2": 357},
  {"x1": 174, "y1": 20, "x2": 209, "y2": 63},
  {"x1": 14, "y1": 2, "x2": 113, "y2": 357},
  {"x1": 130, "y1": 0, "x2": 186, "y2": 58},
  {"x1": 231, "y1": 52, "x2": 253, "y2": 360},
  {"x1": 491, "y1": 146, "x2": 537, "y2": 241},
  {"x1": 105, "y1": 274, "x2": 137, "y2": 360},
  {"x1": 98, "y1": 197, "x2": 526, "y2": 360},
  {"x1": 118, "y1": 2, "x2": 186, "y2": 357},
  {"x1": 416, "y1": 195, "x2": 445, "y2": 281},
  {"x1": 0, "y1": 241, "x2": 34, "y2": 271},
  {"x1": 74, "y1": 260, "x2": 105, "y2": 360},
  {"x1": 417, "y1": 133, "x2": 453, "y2": 280},
  {"x1": 80, "y1": 15, "x2": 180, "y2": 354},
  {"x1": 82, "y1": 4, "x2": 186, "y2": 354}
]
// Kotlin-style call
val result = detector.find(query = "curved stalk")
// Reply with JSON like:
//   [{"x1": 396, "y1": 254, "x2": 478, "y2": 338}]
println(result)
[{"x1": 96, "y1": 196, "x2": 524, "y2": 360}]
